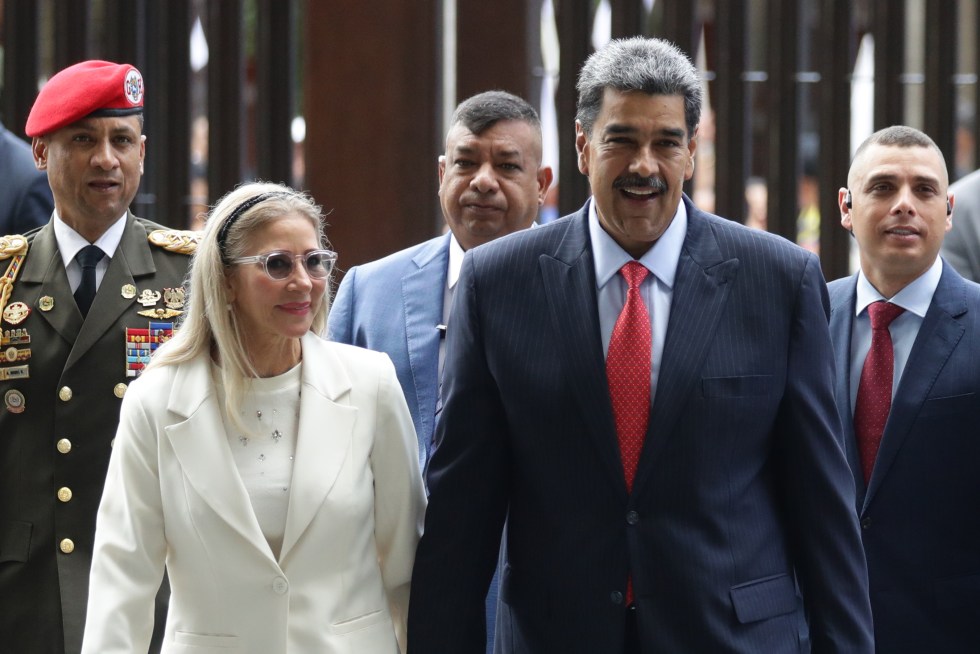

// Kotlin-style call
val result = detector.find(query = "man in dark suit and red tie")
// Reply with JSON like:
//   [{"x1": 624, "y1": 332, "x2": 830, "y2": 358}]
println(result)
[
  {"x1": 829, "y1": 125, "x2": 980, "y2": 653},
  {"x1": 409, "y1": 37, "x2": 874, "y2": 653}
]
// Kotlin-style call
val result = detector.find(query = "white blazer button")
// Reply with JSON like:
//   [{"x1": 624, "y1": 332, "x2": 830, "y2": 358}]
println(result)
[{"x1": 272, "y1": 576, "x2": 288, "y2": 594}]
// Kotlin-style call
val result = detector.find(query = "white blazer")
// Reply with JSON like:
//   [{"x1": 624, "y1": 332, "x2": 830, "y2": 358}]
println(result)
[{"x1": 81, "y1": 333, "x2": 426, "y2": 654}]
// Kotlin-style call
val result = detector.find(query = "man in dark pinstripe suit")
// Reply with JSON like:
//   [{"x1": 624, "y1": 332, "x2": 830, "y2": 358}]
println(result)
[{"x1": 409, "y1": 37, "x2": 873, "y2": 653}]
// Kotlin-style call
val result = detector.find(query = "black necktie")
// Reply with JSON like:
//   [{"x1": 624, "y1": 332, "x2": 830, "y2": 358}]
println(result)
[{"x1": 74, "y1": 245, "x2": 105, "y2": 317}]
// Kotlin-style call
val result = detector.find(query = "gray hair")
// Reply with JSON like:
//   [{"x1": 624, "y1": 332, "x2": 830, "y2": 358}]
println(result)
[
  {"x1": 147, "y1": 181, "x2": 330, "y2": 428},
  {"x1": 450, "y1": 90, "x2": 541, "y2": 137},
  {"x1": 576, "y1": 37, "x2": 703, "y2": 138}
]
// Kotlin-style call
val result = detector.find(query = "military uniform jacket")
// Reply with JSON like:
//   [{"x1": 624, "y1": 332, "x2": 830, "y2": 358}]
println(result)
[{"x1": 0, "y1": 214, "x2": 192, "y2": 654}]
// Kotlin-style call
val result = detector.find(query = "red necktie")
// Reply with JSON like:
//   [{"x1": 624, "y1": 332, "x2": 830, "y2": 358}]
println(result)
[
  {"x1": 607, "y1": 261, "x2": 651, "y2": 493},
  {"x1": 853, "y1": 301, "x2": 905, "y2": 483}
]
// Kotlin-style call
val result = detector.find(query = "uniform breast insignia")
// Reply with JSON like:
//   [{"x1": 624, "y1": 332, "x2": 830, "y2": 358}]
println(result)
[
  {"x1": 2, "y1": 329, "x2": 31, "y2": 346},
  {"x1": 39, "y1": 296, "x2": 55, "y2": 312},
  {"x1": 4, "y1": 389, "x2": 25, "y2": 414},
  {"x1": 135, "y1": 286, "x2": 184, "y2": 319},
  {"x1": 137, "y1": 289, "x2": 162, "y2": 307},
  {"x1": 0, "y1": 365, "x2": 28, "y2": 381},
  {"x1": 3, "y1": 346, "x2": 30, "y2": 363},
  {"x1": 164, "y1": 286, "x2": 185, "y2": 310},
  {"x1": 125, "y1": 321, "x2": 175, "y2": 377},
  {"x1": 121, "y1": 284, "x2": 137, "y2": 299},
  {"x1": 148, "y1": 229, "x2": 200, "y2": 255},
  {"x1": 2, "y1": 301, "x2": 30, "y2": 326}
]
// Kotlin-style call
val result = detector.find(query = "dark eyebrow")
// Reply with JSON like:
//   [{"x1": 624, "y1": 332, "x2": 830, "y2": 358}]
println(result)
[
  {"x1": 865, "y1": 173, "x2": 941, "y2": 188},
  {"x1": 602, "y1": 123, "x2": 686, "y2": 140}
]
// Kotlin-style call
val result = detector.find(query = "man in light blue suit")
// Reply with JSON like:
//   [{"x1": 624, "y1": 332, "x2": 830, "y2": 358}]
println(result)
[
  {"x1": 830, "y1": 125, "x2": 980, "y2": 653},
  {"x1": 327, "y1": 90, "x2": 553, "y2": 653},
  {"x1": 409, "y1": 38, "x2": 873, "y2": 653}
]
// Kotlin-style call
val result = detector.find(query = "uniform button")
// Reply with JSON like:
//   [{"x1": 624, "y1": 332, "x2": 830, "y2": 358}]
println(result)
[
  {"x1": 610, "y1": 591, "x2": 624, "y2": 605},
  {"x1": 113, "y1": 383, "x2": 128, "y2": 399},
  {"x1": 57, "y1": 487, "x2": 73, "y2": 502},
  {"x1": 860, "y1": 517, "x2": 871, "y2": 529},
  {"x1": 57, "y1": 438, "x2": 72, "y2": 454},
  {"x1": 110, "y1": 438, "x2": 115, "y2": 448},
  {"x1": 272, "y1": 576, "x2": 288, "y2": 594},
  {"x1": 626, "y1": 510, "x2": 640, "y2": 525},
  {"x1": 58, "y1": 386, "x2": 73, "y2": 402},
  {"x1": 59, "y1": 538, "x2": 75, "y2": 554}
]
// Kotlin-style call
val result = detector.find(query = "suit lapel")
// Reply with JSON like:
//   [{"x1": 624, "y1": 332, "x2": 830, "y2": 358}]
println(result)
[
  {"x1": 165, "y1": 354, "x2": 271, "y2": 557},
  {"x1": 540, "y1": 206, "x2": 628, "y2": 494},
  {"x1": 280, "y1": 334, "x2": 356, "y2": 561},
  {"x1": 863, "y1": 265, "x2": 967, "y2": 509},
  {"x1": 401, "y1": 235, "x2": 449, "y2": 449},
  {"x1": 632, "y1": 202, "x2": 738, "y2": 496},
  {"x1": 829, "y1": 277, "x2": 866, "y2": 508}
]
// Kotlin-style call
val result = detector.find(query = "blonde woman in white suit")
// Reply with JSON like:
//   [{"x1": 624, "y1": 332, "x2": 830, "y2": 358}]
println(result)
[{"x1": 81, "y1": 182, "x2": 426, "y2": 654}]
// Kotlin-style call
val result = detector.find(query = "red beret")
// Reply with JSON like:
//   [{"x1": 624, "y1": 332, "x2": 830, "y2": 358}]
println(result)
[{"x1": 25, "y1": 60, "x2": 144, "y2": 137}]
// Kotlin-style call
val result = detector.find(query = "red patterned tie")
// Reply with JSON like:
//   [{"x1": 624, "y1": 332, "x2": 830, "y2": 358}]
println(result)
[
  {"x1": 607, "y1": 261, "x2": 651, "y2": 493},
  {"x1": 853, "y1": 301, "x2": 905, "y2": 483}
]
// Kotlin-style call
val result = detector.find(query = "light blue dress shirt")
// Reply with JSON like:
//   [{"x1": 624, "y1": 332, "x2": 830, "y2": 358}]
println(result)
[
  {"x1": 589, "y1": 198, "x2": 687, "y2": 404},
  {"x1": 848, "y1": 257, "x2": 942, "y2": 413}
]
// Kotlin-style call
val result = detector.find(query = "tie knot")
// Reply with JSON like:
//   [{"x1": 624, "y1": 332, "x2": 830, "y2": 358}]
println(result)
[
  {"x1": 620, "y1": 261, "x2": 649, "y2": 289},
  {"x1": 867, "y1": 300, "x2": 904, "y2": 330},
  {"x1": 76, "y1": 245, "x2": 105, "y2": 270}
]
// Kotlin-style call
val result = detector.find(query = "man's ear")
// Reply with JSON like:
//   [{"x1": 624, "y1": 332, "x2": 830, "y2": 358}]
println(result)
[
  {"x1": 537, "y1": 166, "x2": 554, "y2": 204},
  {"x1": 838, "y1": 187, "x2": 853, "y2": 232},
  {"x1": 437, "y1": 154, "x2": 447, "y2": 187},
  {"x1": 33, "y1": 137, "x2": 48, "y2": 170},
  {"x1": 575, "y1": 122, "x2": 589, "y2": 175}
]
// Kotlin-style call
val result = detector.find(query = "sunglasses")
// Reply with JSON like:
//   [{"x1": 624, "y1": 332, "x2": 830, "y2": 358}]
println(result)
[{"x1": 227, "y1": 249, "x2": 337, "y2": 280}]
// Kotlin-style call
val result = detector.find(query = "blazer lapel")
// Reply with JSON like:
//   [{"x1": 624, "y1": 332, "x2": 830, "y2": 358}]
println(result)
[
  {"x1": 632, "y1": 201, "x2": 738, "y2": 495},
  {"x1": 863, "y1": 264, "x2": 967, "y2": 509},
  {"x1": 540, "y1": 205, "x2": 627, "y2": 494},
  {"x1": 829, "y1": 276, "x2": 866, "y2": 508},
  {"x1": 280, "y1": 333, "x2": 356, "y2": 561},
  {"x1": 401, "y1": 235, "x2": 449, "y2": 451},
  {"x1": 165, "y1": 354, "x2": 272, "y2": 557}
]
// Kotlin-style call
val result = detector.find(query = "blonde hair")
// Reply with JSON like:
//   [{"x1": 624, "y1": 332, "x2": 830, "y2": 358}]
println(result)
[{"x1": 147, "y1": 181, "x2": 331, "y2": 426}]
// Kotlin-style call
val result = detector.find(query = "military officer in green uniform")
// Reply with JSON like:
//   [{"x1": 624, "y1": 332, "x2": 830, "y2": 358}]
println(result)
[{"x1": 0, "y1": 60, "x2": 195, "y2": 654}]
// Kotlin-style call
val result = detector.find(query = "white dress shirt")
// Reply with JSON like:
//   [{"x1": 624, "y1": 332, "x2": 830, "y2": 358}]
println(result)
[{"x1": 53, "y1": 210, "x2": 127, "y2": 294}]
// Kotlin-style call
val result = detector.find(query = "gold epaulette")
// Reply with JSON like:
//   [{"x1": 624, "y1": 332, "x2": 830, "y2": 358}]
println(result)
[
  {"x1": 148, "y1": 229, "x2": 200, "y2": 255},
  {"x1": 0, "y1": 234, "x2": 29, "y2": 259},
  {"x1": 1, "y1": 235, "x2": 29, "y2": 324}
]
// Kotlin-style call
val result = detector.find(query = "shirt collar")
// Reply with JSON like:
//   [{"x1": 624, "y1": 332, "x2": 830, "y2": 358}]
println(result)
[
  {"x1": 854, "y1": 256, "x2": 942, "y2": 318},
  {"x1": 447, "y1": 232, "x2": 465, "y2": 290},
  {"x1": 589, "y1": 197, "x2": 687, "y2": 289},
  {"x1": 53, "y1": 210, "x2": 128, "y2": 267}
]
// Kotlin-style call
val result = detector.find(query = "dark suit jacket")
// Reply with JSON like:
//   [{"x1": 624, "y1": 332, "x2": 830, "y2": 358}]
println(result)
[
  {"x1": 0, "y1": 215, "x2": 191, "y2": 654},
  {"x1": 829, "y1": 262, "x2": 980, "y2": 653},
  {"x1": 410, "y1": 198, "x2": 873, "y2": 653},
  {"x1": 0, "y1": 120, "x2": 53, "y2": 234}
]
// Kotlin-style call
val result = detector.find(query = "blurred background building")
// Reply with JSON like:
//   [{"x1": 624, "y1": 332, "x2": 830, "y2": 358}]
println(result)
[{"x1": 1, "y1": 0, "x2": 976, "y2": 281}]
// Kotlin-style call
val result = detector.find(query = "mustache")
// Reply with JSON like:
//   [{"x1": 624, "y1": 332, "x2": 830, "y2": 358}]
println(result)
[{"x1": 613, "y1": 176, "x2": 668, "y2": 192}]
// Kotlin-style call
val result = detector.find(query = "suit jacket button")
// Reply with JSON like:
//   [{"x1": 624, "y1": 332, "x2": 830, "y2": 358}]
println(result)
[
  {"x1": 860, "y1": 516, "x2": 871, "y2": 529},
  {"x1": 272, "y1": 576, "x2": 288, "y2": 595},
  {"x1": 59, "y1": 538, "x2": 75, "y2": 554},
  {"x1": 58, "y1": 386, "x2": 72, "y2": 402},
  {"x1": 610, "y1": 591, "x2": 624, "y2": 605},
  {"x1": 626, "y1": 510, "x2": 640, "y2": 525},
  {"x1": 57, "y1": 487, "x2": 72, "y2": 502},
  {"x1": 57, "y1": 438, "x2": 72, "y2": 454}
]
